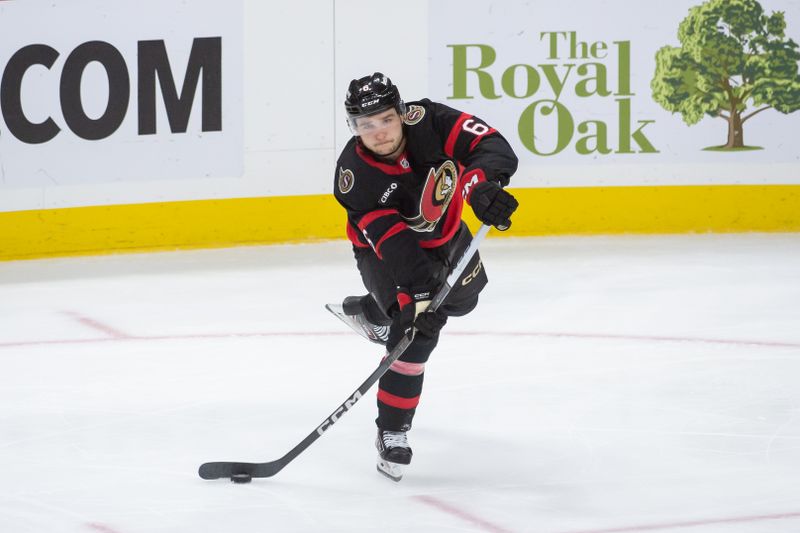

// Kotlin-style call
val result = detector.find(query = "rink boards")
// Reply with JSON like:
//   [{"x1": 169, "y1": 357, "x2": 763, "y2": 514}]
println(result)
[{"x1": 2, "y1": 184, "x2": 799, "y2": 260}]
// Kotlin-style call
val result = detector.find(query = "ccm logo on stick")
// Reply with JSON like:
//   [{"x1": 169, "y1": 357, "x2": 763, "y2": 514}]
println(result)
[
  {"x1": 316, "y1": 391, "x2": 363, "y2": 435},
  {"x1": 0, "y1": 37, "x2": 222, "y2": 144}
]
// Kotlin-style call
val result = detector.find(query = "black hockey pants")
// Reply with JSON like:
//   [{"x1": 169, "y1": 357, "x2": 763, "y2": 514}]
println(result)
[{"x1": 353, "y1": 222, "x2": 488, "y2": 431}]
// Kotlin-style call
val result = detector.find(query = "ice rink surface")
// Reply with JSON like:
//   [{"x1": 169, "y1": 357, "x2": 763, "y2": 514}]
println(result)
[{"x1": 1, "y1": 233, "x2": 799, "y2": 533}]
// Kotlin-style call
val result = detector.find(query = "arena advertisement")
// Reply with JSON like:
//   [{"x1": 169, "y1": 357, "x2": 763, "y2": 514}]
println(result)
[
  {"x1": 0, "y1": 0, "x2": 243, "y2": 188},
  {"x1": 0, "y1": 0, "x2": 797, "y2": 261},
  {"x1": 428, "y1": 0, "x2": 800, "y2": 187}
]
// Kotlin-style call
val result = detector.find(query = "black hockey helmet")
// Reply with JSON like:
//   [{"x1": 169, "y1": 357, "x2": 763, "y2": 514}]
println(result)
[{"x1": 344, "y1": 72, "x2": 406, "y2": 132}]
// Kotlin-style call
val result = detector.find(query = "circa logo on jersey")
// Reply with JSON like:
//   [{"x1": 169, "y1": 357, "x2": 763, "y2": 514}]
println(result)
[
  {"x1": 338, "y1": 167, "x2": 355, "y2": 194},
  {"x1": 404, "y1": 160, "x2": 457, "y2": 232},
  {"x1": 403, "y1": 105, "x2": 425, "y2": 126}
]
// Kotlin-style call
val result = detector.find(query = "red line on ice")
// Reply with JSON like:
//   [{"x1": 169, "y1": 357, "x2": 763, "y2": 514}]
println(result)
[
  {"x1": 86, "y1": 523, "x2": 124, "y2": 533},
  {"x1": 1, "y1": 330, "x2": 798, "y2": 350},
  {"x1": 0, "y1": 331, "x2": 351, "y2": 349},
  {"x1": 62, "y1": 311, "x2": 129, "y2": 339},
  {"x1": 456, "y1": 330, "x2": 800, "y2": 349},
  {"x1": 555, "y1": 510, "x2": 800, "y2": 533},
  {"x1": 413, "y1": 494, "x2": 513, "y2": 533}
]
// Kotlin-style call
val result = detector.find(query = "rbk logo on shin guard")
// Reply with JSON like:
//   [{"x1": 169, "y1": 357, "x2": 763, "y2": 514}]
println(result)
[{"x1": 405, "y1": 160, "x2": 457, "y2": 232}]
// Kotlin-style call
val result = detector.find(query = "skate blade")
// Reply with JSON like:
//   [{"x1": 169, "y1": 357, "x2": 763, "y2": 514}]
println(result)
[
  {"x1": 376, "y1": 457, "x2": 405, "y2": 482},
  {"x1": 325, "y1": 304, "x2": 387, "y2": 345}
]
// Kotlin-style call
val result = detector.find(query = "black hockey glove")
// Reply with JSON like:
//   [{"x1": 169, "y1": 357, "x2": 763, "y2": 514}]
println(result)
[
  {"x1": 470, "y1": 181, "x2": 519, "y2": 231},
  {"x1": 386, "y1": 289, "x2": 448, "y2": 351}
]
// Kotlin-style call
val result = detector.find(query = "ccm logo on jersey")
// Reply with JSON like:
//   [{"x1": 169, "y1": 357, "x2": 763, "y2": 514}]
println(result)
[{"x1": 380, "y1": 182, "x2": 398, "y2": 204}]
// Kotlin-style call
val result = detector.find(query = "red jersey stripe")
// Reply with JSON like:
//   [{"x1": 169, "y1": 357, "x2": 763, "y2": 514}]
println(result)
[
  {"x1": 357, "y1": 208, "x2": 400, "y2": 231},
  {"x1": 374, "y1": 222, "x2": 408, "y2": 259},
  {"x1": 444, "y1": 113, "x2": 470, "y2": 158},
  {"x1": 346, "y1": 222, "x2": 370, "y2": 248}
]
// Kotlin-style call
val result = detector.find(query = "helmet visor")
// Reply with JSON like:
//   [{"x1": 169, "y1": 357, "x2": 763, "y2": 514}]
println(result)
[{"x1": 347, "y1": 103, "x2": 406, "y2": 136}]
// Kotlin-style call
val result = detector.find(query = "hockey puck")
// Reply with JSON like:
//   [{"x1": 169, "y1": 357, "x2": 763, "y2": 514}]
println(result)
[{"x1": 230, "y1": 473, "x2": 252, "y2": 484}]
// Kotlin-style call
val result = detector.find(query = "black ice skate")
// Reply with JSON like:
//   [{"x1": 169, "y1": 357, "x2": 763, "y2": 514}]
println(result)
[
  {"x1": 375, "y1": 429, "x2": 412, "y2": 482},
  {"x1": 325, "y1": 296, "x2": 390, "y2": 345}
]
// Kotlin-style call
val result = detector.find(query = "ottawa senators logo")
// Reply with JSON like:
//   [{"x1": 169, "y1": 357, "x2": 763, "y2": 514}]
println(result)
[
  {"x1": 403, "y1": 105, "x2": 425, "y2": 125},
  {"x1": 404, "y1": 160, "x2": 457, "y2": 232},
  {"x1": 338, "y1": 167, "x2": 355, "y2": 194}
]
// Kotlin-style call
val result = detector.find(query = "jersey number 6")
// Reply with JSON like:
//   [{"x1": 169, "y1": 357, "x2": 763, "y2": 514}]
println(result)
[{"x1": 462, "y1": 119, "x2": 489, "y2": 136}]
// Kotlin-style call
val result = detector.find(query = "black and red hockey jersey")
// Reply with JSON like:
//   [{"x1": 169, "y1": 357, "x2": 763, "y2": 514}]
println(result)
[{"x1": 333, "y1": 98, "x2": 518, "y2": 293}]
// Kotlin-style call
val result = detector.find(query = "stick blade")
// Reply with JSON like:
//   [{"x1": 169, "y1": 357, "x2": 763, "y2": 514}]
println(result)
[{"x1": 198, "y1": 460, "x2": 285, "y2": 480}]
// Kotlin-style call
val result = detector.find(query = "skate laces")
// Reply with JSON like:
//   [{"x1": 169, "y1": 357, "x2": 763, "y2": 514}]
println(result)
[{"x1": 381, "y1": 430, "x2": 409, "y2": 449}]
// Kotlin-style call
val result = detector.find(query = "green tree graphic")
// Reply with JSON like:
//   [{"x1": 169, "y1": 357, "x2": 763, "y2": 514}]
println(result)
[{"x1": 651, "y1": 0, "x2": 800, "y2": 150}]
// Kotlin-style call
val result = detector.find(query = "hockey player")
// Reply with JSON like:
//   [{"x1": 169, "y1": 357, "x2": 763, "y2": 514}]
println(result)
[{"x1": 332, "y1": 72, "x2": 519, "y2": 481}]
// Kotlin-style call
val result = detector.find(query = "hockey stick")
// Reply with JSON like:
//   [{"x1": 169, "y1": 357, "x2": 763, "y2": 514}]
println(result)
[{"x1": 198, "y1": 224, "x2": 491, "y2": 481}]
